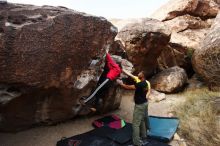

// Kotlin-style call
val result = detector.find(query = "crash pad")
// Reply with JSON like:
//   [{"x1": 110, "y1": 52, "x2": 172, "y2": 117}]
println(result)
[
  {"x1": 148, "y1": 116, "x2": 179, "y2": 142},
  {"x1": 56, "y1": 115, "x2": 179, "y2": 146},
  {"x1": 92, "y1": 115, "x2": 179, "y2": 142},
  {"x1": 56, "y1": 124, "x2": 170, "y2": 146}
]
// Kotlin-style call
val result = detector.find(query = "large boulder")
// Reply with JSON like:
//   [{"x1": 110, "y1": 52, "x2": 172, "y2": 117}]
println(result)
[
  {"x1": 192, "y1": 12, "x2": 220, "y2": 91},
  {"x1": 0, "y1": 3, "x2": 121, "y2": 132},
  {"x1": 151, "y1": 0, "x2": 220, "y2": 51},
  {"x1": 150, "y1": 66, "x2": 188, "y2": 93},
  {"x1": 117, "y1": 18, "x2": 171, "y2": 77},
  {"x1": 152, "y1": 0, "x2": 219, "y2": 74}
]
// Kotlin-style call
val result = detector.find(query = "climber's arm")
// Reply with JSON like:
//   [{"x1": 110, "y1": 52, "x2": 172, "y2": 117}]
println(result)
[
  {"x1": 117, "y1": 80, "x2": 136, "y2": 90},
  {"x1": 122, "y1": 69, "x2": 140, "y2": 83},
  {"x1": 122, "y1": 69, "x2": 135, "y2": 78}
]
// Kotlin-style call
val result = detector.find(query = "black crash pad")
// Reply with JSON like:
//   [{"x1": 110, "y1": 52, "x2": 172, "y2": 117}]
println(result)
[{"x1": 56, "y1": 124, "x2": 170, "y2": 146}]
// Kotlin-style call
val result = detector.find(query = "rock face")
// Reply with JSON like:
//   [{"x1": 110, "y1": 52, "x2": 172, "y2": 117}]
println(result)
[
  {"x1": 157, "y1": 43, "x2": 193, "y2": 76},
  {"x1": 192, "y1": 12, "x2": 220, "y2": 91},
  {"x1": 150, "y1": 66, "x2": 188, "y2": 93},
  {"x1": 109, "y1": 40, "x2": 126, "y2": 57},
  {"x1": 0, "y1": 3, "x2": 121, "y2": 132},
  {"x1": 169, "y1": 28, "x2": 210, "y2": 50},
  {"x1": 151, "y1": 0, "x2": 219, "y2": 21},
  {"x1": 117, "y1": 18, "x2": 171, "y2": 77},
  {"x1": 152, "y1": 0, "x2": 220, "y2": 73},
  {"x1": 164, "y1": 15, "x2": 213, "y2": 32},
  {"x1": 215, "y1": 0, "x2": 220, "y2": 4},
  {"x1": 193, "y1": 0, "x2": 220, "y2": 17}
]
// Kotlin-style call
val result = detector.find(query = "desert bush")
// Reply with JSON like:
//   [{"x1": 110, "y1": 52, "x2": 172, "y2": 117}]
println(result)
[{"x1": 175, "y1": 88, "x2": 220, "y2": 146}]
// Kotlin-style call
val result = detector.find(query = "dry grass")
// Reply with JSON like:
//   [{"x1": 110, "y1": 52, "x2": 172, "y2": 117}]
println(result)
[{"x1": 174, "y1": 88, "x2": 220, "y2": 146}]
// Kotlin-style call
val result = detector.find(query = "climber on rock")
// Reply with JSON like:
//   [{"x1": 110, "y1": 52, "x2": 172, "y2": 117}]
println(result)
[{"x1": 79, "y1": 48, "x2": 122, "y2": 112}]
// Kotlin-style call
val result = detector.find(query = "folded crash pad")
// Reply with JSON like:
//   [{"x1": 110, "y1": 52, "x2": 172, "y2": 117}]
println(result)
[
  {"x1": 56, "y1": 124, "x2": 170, "y2": 146},
  {"x1": 148, "y1": 116, "x2": 179, "y2": 142}
]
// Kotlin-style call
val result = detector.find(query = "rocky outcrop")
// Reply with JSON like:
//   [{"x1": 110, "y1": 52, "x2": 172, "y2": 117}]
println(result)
[
  {"x1": 151, "y1": 0, "x2": 219, "y2": 21},
  {"x1": 151, "y1": 0, "x2": 198, "y2": 21},
  {"x1": 164, "y1": 15, "x2": 213, "y2": 32},
  {"x1": 0, "y1": 3, "x2": 121, "y2": 132},
  {"x1": 170, "y1": 28, "x2": 210, "y2": 50},
  {"x1": 117, "y1": 18, "x2": 171, "y2": 77},
  {"x1": 152, "y1": 0, "x2": 220, "y2": 74},
  {"x1": 193, "y1": 0, "x2": 220, "y2": 18},
  {"x1": 157, "y1": 43, "x2": 193, "y2": 76},
  {"x1": 164, "y1": 14, "x2": 213, "y2": 50},
  {"x1": 192, "y1": 12, "x2": 220, "y2": 91},
  {"x1": 150, "y1": 66, "x2": 188, "y2": 93}
]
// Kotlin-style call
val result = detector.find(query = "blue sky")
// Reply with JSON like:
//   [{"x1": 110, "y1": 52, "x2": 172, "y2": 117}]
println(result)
[{"x1": 9, "y1": 0, "x2": 168, "y2": 19}]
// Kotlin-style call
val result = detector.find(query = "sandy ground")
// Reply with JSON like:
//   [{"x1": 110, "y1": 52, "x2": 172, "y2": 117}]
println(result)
[{"x1": 0, "y1": 91, "x2": 185, "y2": 146}]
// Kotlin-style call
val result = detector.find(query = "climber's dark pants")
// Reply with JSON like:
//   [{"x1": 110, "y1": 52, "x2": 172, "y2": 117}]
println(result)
[{"x1": 84, "y1": 77, "x2": 113, "y2": 106}]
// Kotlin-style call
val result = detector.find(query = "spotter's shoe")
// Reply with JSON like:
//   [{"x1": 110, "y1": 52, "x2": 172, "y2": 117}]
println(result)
[{"x1": 140, "y1": 139, "x2": 149, "y2": 145}]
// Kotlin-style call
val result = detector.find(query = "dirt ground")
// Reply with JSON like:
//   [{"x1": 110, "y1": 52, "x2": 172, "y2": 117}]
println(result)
[{"x1": 0, "y1": 91, "x2": 185, "y2": 146}]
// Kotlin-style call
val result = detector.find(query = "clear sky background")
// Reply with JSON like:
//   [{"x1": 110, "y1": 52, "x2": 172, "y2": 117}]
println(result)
[{"x1": 8, "y1": 0, "x2": 169, "y2": 19}]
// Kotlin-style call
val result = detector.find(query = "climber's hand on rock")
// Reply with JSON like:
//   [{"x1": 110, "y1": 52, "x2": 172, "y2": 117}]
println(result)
[
  {"x1": 116, "y1": 79, "x2": 123, "y2": 85},
  {"x1": 105, "y1": 47, "x2": 109, "y2": 54}
]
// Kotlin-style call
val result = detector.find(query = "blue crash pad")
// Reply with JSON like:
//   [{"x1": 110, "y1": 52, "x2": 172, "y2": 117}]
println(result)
[{"x1": 148, "y1": 116, "x2": 179, "y2": 142}]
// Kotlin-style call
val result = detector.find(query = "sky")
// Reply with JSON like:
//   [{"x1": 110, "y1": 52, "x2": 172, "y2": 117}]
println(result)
[{"x1": 8, "y1": 0, "x2": 169, "y2": 19}]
